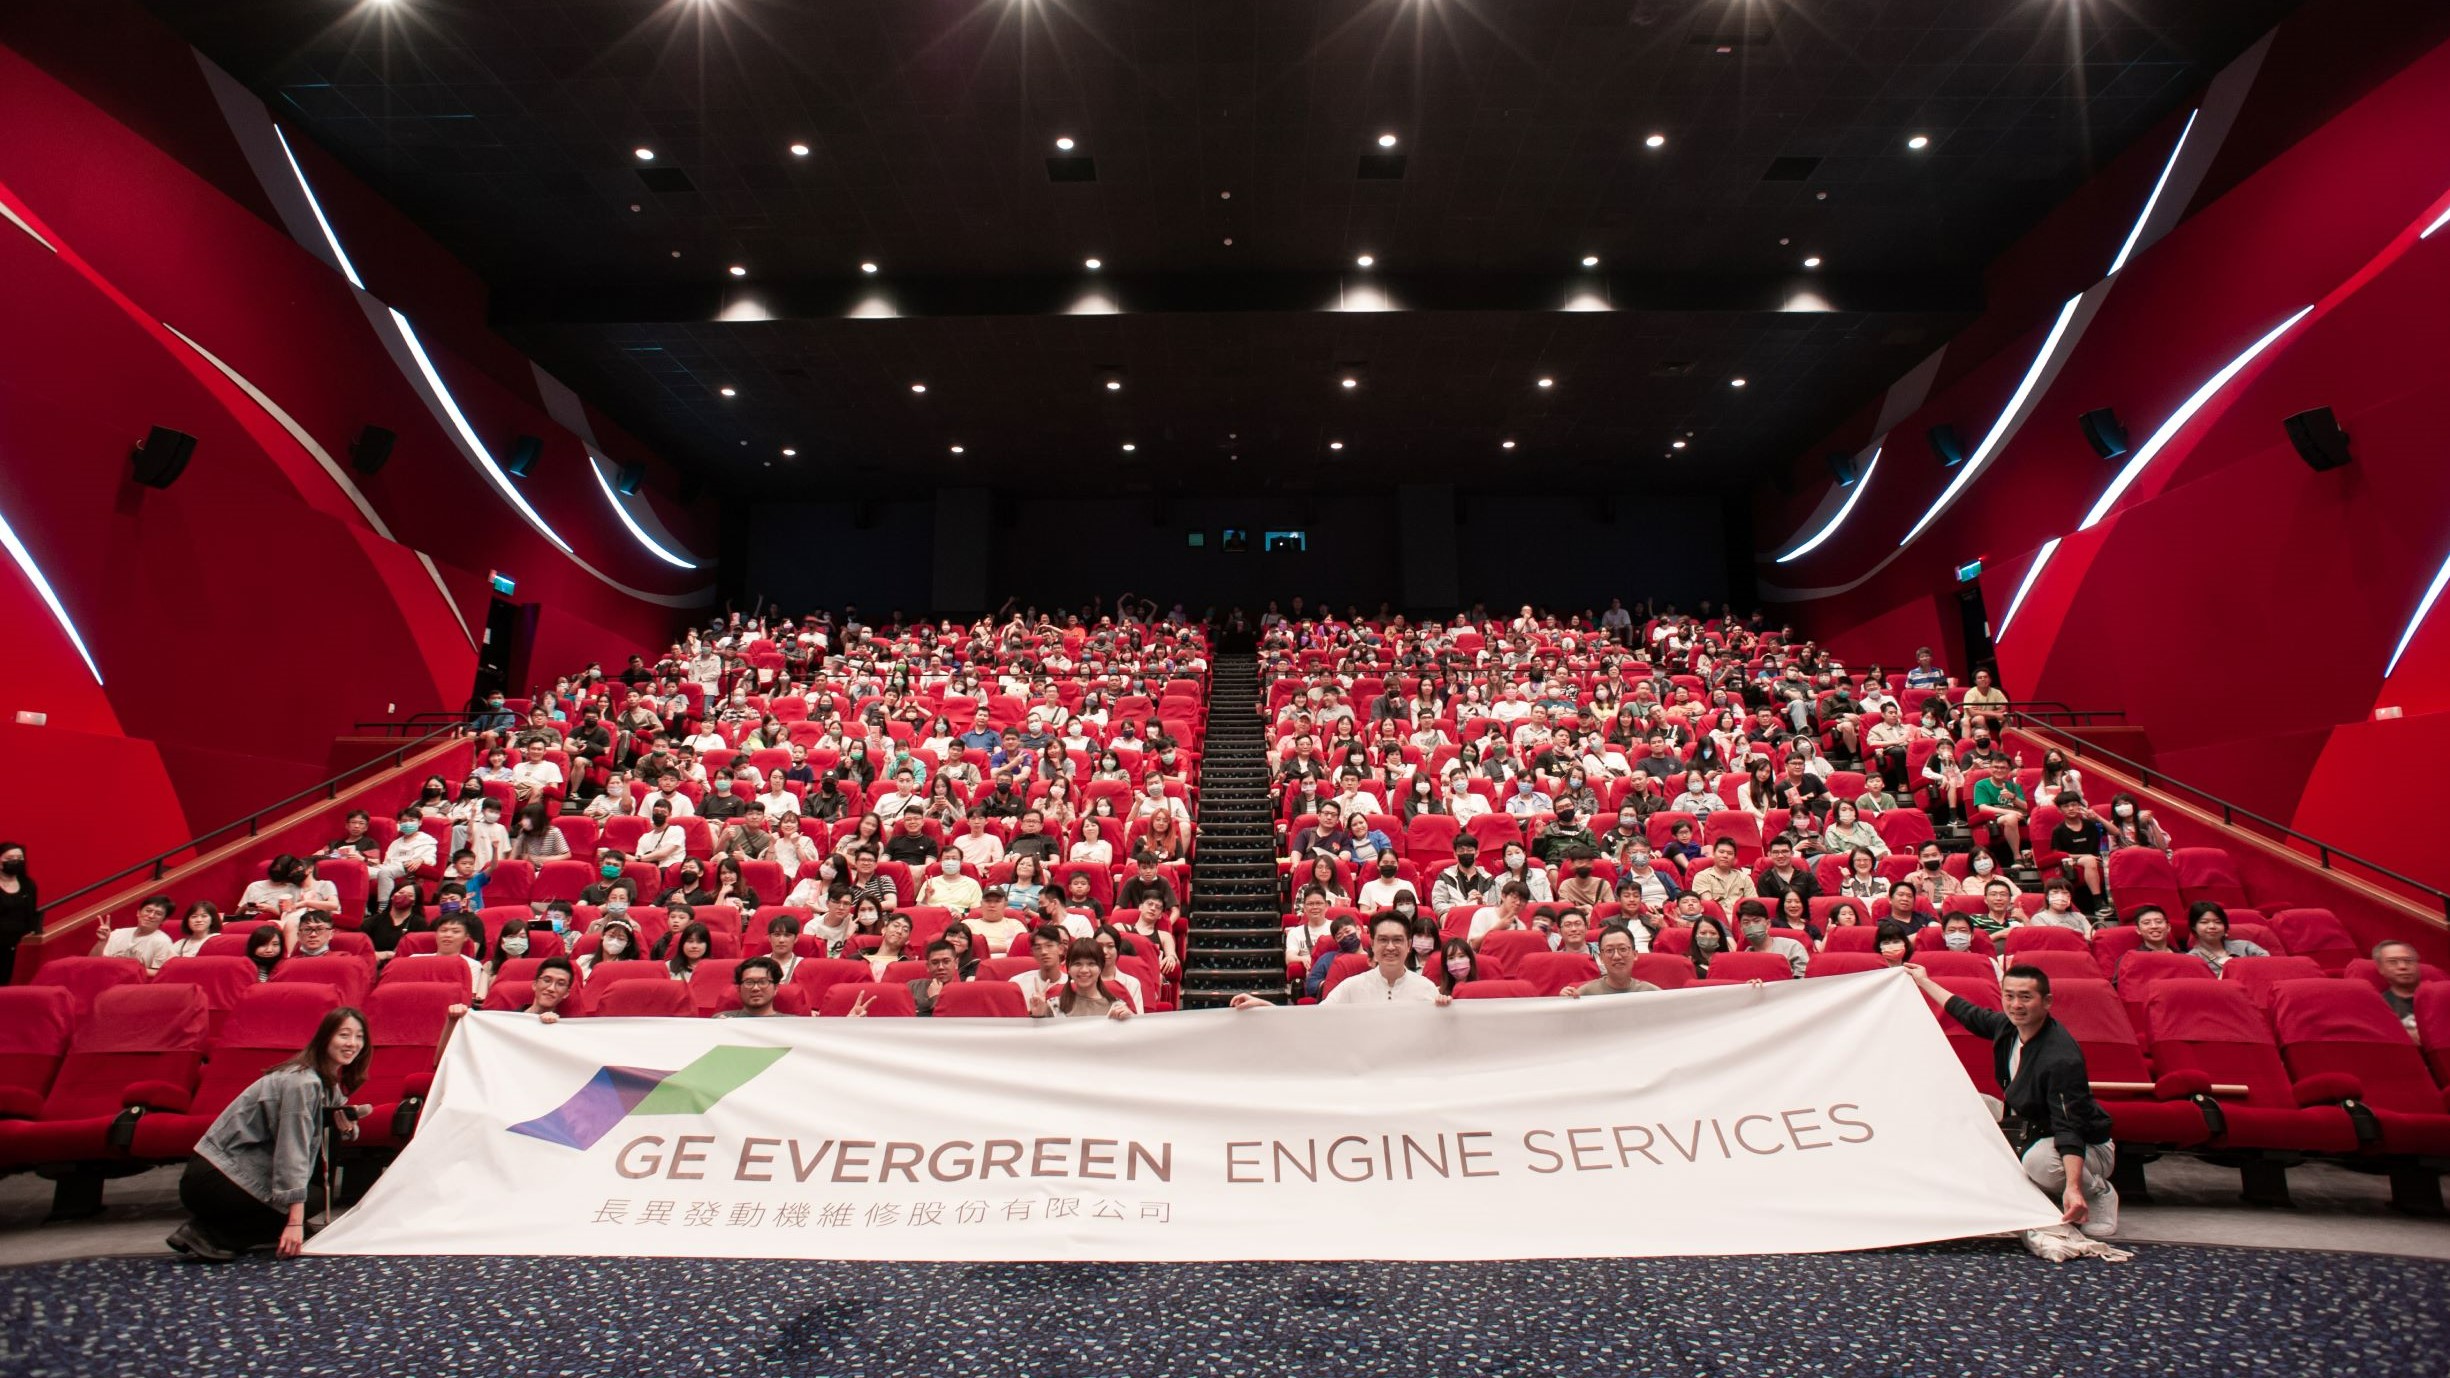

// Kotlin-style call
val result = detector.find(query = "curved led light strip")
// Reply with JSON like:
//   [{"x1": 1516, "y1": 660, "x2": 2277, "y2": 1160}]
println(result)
[
  {"x1": 588, "y1": 454, "x2": 697, "y2": 569},
  {"x1": 2422, "y1": 203, "x2": 2450, "y2": 240},
  {"x1": 0, "y1": 499, "x2": 102, "y2": 684},
  {"x1": 386, "y1": 307, "x2": 574, "y2": 555},
  {"x1": 1991, "y1": 538, "x2": 2062, "y2": 645},
  {"x1": 273, "y1": 125, "x2": 364, "y2": 290},
  {"x1": 1776, "y1": 447, "x2": 1881, "y2": 563},
  {"x1": 2385, "y1": 549, "x2": 2450, "y2": 677},
  {"x1": 2079, "y1": 305, "x2": 2312, "y2": 531},
  {"x1": 1896, "y1": 293, "x2": 2083, "y2": 549},
  {"x1": 2107, "y1": 109, "x2": 2198, "y2": 275}
]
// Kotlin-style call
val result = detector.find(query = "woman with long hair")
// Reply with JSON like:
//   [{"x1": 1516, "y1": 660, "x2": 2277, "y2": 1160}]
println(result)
[
  {"x1": 1026, "y1": 938, "x2": 1135, "y2": 1020},
  {"x1": 167, "y1": 901, "x2": 223, "y2": 961},
  {"x1": 1687, "y1": 916, "x2": 1733, "y2": 979},
  {"x1": 1434, "y1": 938, "x2": 1481, "y2": 995},
  {"x1": 167, "y1": 1007, "x2": 369, "y2": 1262}
]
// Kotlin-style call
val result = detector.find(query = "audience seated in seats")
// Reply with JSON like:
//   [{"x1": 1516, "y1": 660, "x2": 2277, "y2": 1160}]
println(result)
[
  {"x1": 1026, "y1": 939, "x2": 1138, "y2": 1021},
  {"x1": 91, "y1": 894, "x2": 177, "y2": 973},
  {"x1": 1238, "y1": 915, "x2": 1447, "y2": 1008},
  {"x1": 2184, "y1": 902, "x2": 2268, "y2": 973},
  {"x1": 718, "y1": 956, "x2": 788, "y2": 1018},
  {"x1": 1565, "y1": 924, "x2": 1661, "y2": 997},
  {"x1": 906, "y1": 942, "x2": 963, "y2": 1016},
  {"x1": 1733, "y1": 899, "x2": 1809, "y2": 979},
  {"x1": 1686, "y1": 916, "x2": 1734, "y2": 979},
  {"x1": 2371, "y1": 941, "x2": 2427, "y2": 1039}
]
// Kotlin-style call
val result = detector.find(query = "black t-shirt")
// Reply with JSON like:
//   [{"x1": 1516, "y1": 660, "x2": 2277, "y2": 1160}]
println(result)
[
  {"x1": 1006, "y1": 833, "x2": 1059, "y2": 862},
  {"x1": 885, "y1": 834, "x2": 942, "y2": 865},
  {"x1": 2051, "y1": 820, "x2": 2108, "y2": 858}
]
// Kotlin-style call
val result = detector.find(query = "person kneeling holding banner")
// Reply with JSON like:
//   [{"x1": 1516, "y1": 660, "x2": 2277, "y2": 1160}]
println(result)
[
  {"x1": 1232, "y1": 915, "x2": 1450, "y2": 1008},
  {"x1": 1904, "y1": 962, "x2": 2118, "y2": 1240}
]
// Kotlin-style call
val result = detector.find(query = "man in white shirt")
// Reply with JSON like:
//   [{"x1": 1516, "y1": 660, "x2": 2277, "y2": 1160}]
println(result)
[
  {"x1": 1130, "y1": 778, "x2": 1190, "y2": 826},
  {"x1": 915, "y1": 855, "x2": 984, "y2": 914},
  {"x1": 509, "y1": 742, "x2": 565, "y2": 808},
  {"x1": 636, "y1": 806, "x2": 690, "y2": 867},
  {"x1": 92, "y1": 894, "x2": 177, "y2": 972},
  {"x1": 639, "y1": 772, "x2": 696, "y2": 817},
  {"x1": 1010, "y1": 926, "x2": 1071, "y2": 1004},
  {"x1": 432, "y1": 913, "x2": 489, "y2": 999},
  {"x1": 371, "y1": 807, "x2": 438, "y2": 907},
  {"x1": 1469, "y1": 881, "x2": 1533, "y2": 941},
  {"x1": 1233, "y1": 915, "x2": 1449, "y2": 1007},
  {"x1": 951, "y1": 815, "x2": 1006, "y2": 868},
  {"x1": 965, "y1": 888, "x2": 1029, "y2": 958}
]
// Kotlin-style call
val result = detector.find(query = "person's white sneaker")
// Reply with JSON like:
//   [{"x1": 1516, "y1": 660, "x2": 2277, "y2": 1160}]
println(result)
[{"x1": 2080, "y1": 1181, "x2": 2120, "y2": 1239}]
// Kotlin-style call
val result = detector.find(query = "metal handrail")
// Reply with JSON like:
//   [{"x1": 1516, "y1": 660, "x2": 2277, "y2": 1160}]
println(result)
[
  {"x1": 1988, "y1": 700, "x2": 2129, "y2": 727},
  {"x1": 38, "y1": 721, "x2": 468, "y2": 921},
  {"x1": 351, "y1": 711, "x2": 488, "y2": 739},
  {"x1": 2004, "y1": 710, "x2": 2450, "y2": 920}
]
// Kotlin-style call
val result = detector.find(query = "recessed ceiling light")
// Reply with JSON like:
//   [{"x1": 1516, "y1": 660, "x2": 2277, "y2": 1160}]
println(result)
[
  {"x1": 670, "y1": 250, "x2": 681, "y2": 258},
  {"x1": 1121, "y1": 443, "x2": 1136, "y2": 452},
  {"x1": 728, "y1": 265, "x2": 747, "y2": 277},
  {"x1": 950, "y1": 445, "x2": 964, "y2": 454},
  {"x1": 718, "y1": 386, "x2": 737, "y2": 397},
  {"x1": 1536, "y1": 377, "x2": 1554, "y2": 389},
  {"x1": 1907, "y1": 134, "x2": 1931, "y2": 150},
  {"x1": 860, "y1": 261, "x2": 879, "y2": 274},
  {"x1": 634, "y1": 147, "x2": 655, "y2": 161},
  {"x1": 1730, "y1": 377, "x2": 1748, "y2": 388},
  {"x1": 1377, "y1": 133, "x2": 1398, "y2": 148},
  {"x1": 1329, "y1": 441, "x2": 1344, "y2": 450},
  {"x1": 1340, "y1": 377, "x2": 1359, "y2": 389},
  {"x1": 1580, "y1": 255, "x2": 1600, "y2": 267},
  {"x1": 781, "y1": 447, "x2": 797, "y2": 457},
  {"x1": 1056, "y1": 136, "x2": 1075, "y2": 151},
  {"x1": 1803, "y1": 255, "x2": 1822, "y2": 268},
  {"x1": 1644, "y1": 133, "x2": 1666, "y2": 149},
  {"x1": 1354, "y1": 253, "x2": 1375, "y2": 268},
  {"x1": 1501, "y1": 439, "x2": 1517, "y2": 450},
  {"x1": 1671, "y1": 440, "x2": 1687, "y2": 450},
  {"x1": 789, "y1": 143, "x2": 810, "y2": 157},
  {"x1": 1084, "y1": 257, "x2": 1102, "y2": 270},
  {"x1": 1105, "y1": 379, "x2": 1122, "y2": 391},
  {"x1": 910, "y1": 382, "x2": 927, "y2": 393}
]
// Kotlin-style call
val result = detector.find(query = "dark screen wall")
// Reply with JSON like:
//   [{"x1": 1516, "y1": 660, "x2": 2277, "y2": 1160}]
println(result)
[{"x1": 741, "y1": 489, "x2": 1737, "y2": 619}]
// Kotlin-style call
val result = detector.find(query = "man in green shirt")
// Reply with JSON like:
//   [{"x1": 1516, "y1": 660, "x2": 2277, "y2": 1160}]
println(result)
[
  {"x1": 1970, "y1": 758, "x2": 2031, "y2": 862},
  {"x1": 1533, "y1": 806, "x2": 1597, "y2": 865}
]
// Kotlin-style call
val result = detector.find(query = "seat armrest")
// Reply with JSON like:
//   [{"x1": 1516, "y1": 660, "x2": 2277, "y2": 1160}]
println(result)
[
  {"x1": 2291, "y1": 1072, "x2": 2363, "y2": 1107},
  {"x1": 122, "y1": 1081, "x2": 193, "y2": 1114}
]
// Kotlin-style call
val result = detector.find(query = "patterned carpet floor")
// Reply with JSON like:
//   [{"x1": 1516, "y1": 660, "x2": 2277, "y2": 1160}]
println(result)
[{"x1": 2, "y1": 1239, "x2": 2442, "y2": 1376}]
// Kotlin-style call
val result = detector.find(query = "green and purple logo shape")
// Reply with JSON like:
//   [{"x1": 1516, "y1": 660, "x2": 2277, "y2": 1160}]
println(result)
[{"x1": 510, "y1": 1046, "x2": 787, "y2": 1150}]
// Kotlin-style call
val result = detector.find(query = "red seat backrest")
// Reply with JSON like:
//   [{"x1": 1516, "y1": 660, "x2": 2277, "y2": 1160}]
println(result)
[
  {"x1": 271, "y1": 955, "x2": 372, "y2": 1007},
  {"x1": 1708, "y1": 951, "x2": 1795, "y2": 982},
  {"x1": 151, "y1": 957, "x2": 261, "y2": 1040},
  {"x1": 2002, "y1": 925, "x2": 2087, "y2": 956},
  {"x1": 2014, "y1": 949, "x2": 2108, "y2": 987},
  {"x1": 31, "y1": 956, "x2": 146, "y2": 1019},
  {"x1": 2118, "y1": 952, "x2": 2214, "y2": 1007},
  {"x1": 378, "y1": 955, "x2": 475, "y2": 996},
  {"x1": 2418, "y1": 983, "x2": 2450, "y2": 1086},
  {"x1": 1475, "y1": 930, "x2": 1554, "y2": 979},
  {"x1": 0, "y1": 987, "x2": 77, "y2": 1101},
  {"x1": 41, "y1": 985, "x2": 210, "y2": 1120},
  {"x1": 2219, "y1": 956, "x2": 2328, "y2": 1010},
  {"x1": 2269, "y1": 978, "x2": 2443, "y2": 1115},
  {"x1": 2143, "y1": 982, "x2": 2296, "y2": 1107},
  {"x1": 819, "y1": 981, "x2": 917, "y2": 1017},
  {"x1": 933, "y1": 982, "x2": 1029, "y2": 1017},
  {"x1": 2044, "y1": 978, "x2": 2154, "y2": 1086},
  {"x1": 1630, "y1": 954, "x2": 1692, "y2": 989},
  {"x1": 1317, "y1": 952, "x2": 1375, "y2": 997},
  {"x1": 1805, "y1": 952, "x2": 1884, "y2": 977},
  {"x1": 2269, "y1": 908, "x2": 2356, "y2": 972},
  {"x1": 1513, "y1": 951, "x2": 1601, "y2": 997},
  {"x1": 593, "y1": 981, "x2": 697, "y2": 1017},
  {"x1": 1453, "y1": 979, "x2": 1537, "y2": 1000}
]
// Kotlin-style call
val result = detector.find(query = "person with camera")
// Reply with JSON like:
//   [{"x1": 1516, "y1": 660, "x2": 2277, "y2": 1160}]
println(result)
[{"x1": 167, "y1": 1008, "x2": 371, "y2": 1262}]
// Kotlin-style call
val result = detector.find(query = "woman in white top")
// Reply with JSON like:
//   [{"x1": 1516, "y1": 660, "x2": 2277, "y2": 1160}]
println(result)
[
  {"x1": 757, "y1": 781, "x2": 801, "y2": 820},
  {"x1": 1038, "y1": 778, "x2": 1080, "y2": 826},
  {"x1": 582, "y1": 919, "x2": 641, "y2": 975},
  {"x1": 92, "y1": 894, "x2": 178, "y2": 972},
  {"x1": 1445, "y1": 777, "x2": 1490, "y2": 824},
  {"x1": 165, "y1": 901, "x2": 221, "y2": 961},
  {"x1": 769, "y1": 813, "x2": 822, "y2": 884},
  {"x1": 1735, "y1": 759, "x2": 1782, "y2": 818},
  {"x1": 1026, "y1": 937, "x2": 1134, "y2": 1020},
  {"x1": 1068, "y1": 816, "x2": 1116, "y2": 867}
]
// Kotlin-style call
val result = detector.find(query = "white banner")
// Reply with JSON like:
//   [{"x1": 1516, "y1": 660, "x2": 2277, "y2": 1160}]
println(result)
[{"x1": 310, "y1": 969, "x2": 2058, "y2": 1261}]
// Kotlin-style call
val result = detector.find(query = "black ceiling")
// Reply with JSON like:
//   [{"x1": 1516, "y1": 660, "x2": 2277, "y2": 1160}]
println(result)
[{"x1": 141, "y1": 0, "x2": 2299, "y2": 497}]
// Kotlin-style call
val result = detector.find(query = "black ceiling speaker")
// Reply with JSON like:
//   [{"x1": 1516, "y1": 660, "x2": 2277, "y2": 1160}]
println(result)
[
  {"x1": 350, "y1": 425, "x2": 396, "y2": 475},
  {"x1": 1826, "y1": 451, "x2": 1860, "y2": 488},
  {"x1": 2078, "y1": 408, "x2": 2128, "y2": 461},
  {"x1": 1927, "y1": 423, "x2": 1967, "y2": 468},
  {"x1": 2283, "y1": 406, "x2": 2353, "y2": 471},
  {"x1": 130, "y1": 426, "x2": 196, "y2": 489},
  {"x1": 504, "y1": 434, "x2": 542, "y2": 477},
  {"x1": 615, "y1": 464, "x2": 646, "y2": 496}
]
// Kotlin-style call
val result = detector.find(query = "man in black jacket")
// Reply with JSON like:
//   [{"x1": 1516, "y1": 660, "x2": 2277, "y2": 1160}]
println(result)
[{"x1": 1907, "y1": 962, "x2": 2119, "y2": 1238}]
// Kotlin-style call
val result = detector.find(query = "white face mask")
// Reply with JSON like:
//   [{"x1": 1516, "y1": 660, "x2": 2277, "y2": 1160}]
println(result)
[
  {"x1": 1411, "y1": 936, "x2": 1436, "y2": 954},
  {"x1": 602, "y1": 938, "x2": 628, "y2": 956},
  {"x1": 1943, "y1": 932, "x2": 1972, "y2": 952},
  {"x1": 500, "y1": 936, "x2": 529, "y2": 957}
]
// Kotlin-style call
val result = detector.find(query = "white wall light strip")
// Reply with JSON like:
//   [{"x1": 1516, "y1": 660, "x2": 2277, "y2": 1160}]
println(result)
[
  {"x1": 2422, "y1": 202, "x2": 2450, "y2": 240},
  {"x1": 386, "y1": 307, "x2": 574, "y2": 554},
  {"x1": 2079, "y1": 305, "x2": 2313, "y2": 531},
  {"x1": 2384, "y1": 548, "x2": 2450, "y2": 676},
  {"x1": 1777, "y1": 447, "x2": 1881, "y2": 563},
  {"x1": 588, "y1": 454, "x2": 697, "y2": 569},
  {"x1": 1992, "y1": 537, "x2": 2062, "y2": 644},
  {"x1": 1896, "y1": 293, "x2": 2084, "y2": 549},
  {"x1": 272, "y1": 125, "x2": 364, "y2": 290},
  {"x1": 0, "y1": 500, "x2": 103, "y2": 684},
  {"x1": 2106, "y1": 109, "x2": 2199, "y2": 276}
]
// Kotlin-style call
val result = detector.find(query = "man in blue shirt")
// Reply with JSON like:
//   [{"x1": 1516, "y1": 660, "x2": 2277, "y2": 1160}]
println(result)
[
  {"x1": 957, "y1": 707, "x2": 1003, "y2": 752},
  {"x1": 1904, "y1": 647, "x2": 1947, "y2": 690}
]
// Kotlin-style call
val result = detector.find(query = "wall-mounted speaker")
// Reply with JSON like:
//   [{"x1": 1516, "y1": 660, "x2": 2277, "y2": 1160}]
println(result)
[
  {"x1": 1927, "y1": 424, "x2": 1966, "y2": 468},
  {"x1": 1826, "y1": 451, "x2": 1860, "y2": 488},
  {"x1": 615, "y1": 464, "x2": 645, "y2": 496},
  {"x1": 350, "y1": 425, "x2": 396, "y2": 475},
  {"x1": 2282, "y1": 406, "x2": 2352, "y2": 471},
  {"x1": 2078, "y1": 408, "x2": 2128, "y2": 460},
  {"x1": 130, "y1": 426, "x2": 196, "y2": 489},
  {"x1": 504, "y1": 435, "x2": 542, "y2": 477}
]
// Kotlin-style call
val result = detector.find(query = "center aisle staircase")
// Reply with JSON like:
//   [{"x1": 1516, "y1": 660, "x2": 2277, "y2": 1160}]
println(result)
[{"x1": 1183, "y1": 654, "x2": 1285, "y2": 1007}]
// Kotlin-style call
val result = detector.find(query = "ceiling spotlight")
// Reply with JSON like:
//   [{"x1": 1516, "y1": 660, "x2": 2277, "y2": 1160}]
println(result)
[
  {"x1": 789, "y1": 142, "x2": 810, "y2": 157},
  {"x1": 1105, "y1": 379, "x2": 1123, "y2": 391},
  {"x1": 634, "y1": 147, "x2": 655, "y2": 161},
  {"x1": 1730, "y1": 377, "x2": 1748, "y2": 388},
  {"x1": 1907, "y1": 134, "x2": 1931, "y2": 150},
  {"x1": 1581, "y1": 255, "x2": 1600, "y2": 267},
  {"x1": 950, "y1": 445, "x2": 965, "y2": 454},
  {"x1": 860, "y1": 261, "x2": 879, "y2": 274},
  {"x1": 727, "y1": 264, "x2": 747, "y2": 277},
  {"x1": 910, "y1": 382, "x2": 927, "y2": 393},
  {"x1": 1084, "y1": 257, "x2": 1103, "y2": 270},
  {"x1": 1329, "y1": 441, "x2": 1344, "y2": 451},
  {"x1": 1121, "y1": 443, "x2": 1136, "y2": 452},
  {"x1": 1670, "y1": 440, "x2": 1687, "y2": 450},
  {"x1": 1501, "y1": 440, "x2": 1517, "y2": 450},
  {"x1": 1803, "y1": 256, "x2": 1822, "y2": 268},
  {"x1": 1644, "y1": 133, "x2": 1666, "y2": 149},
  {"x1": 1377, "y1": 133, "x2": 1398, "y2": 148},
  {"x1": 1056, "y1": 136, "x2": 1075, "y2": 151},
  {"x1": 1340, "y1": 377, "x2": 1359, "y2": 390},
  {"x1": 1354, "y1": 253, "x2": 1375, "y2": 268},
  {"x1": 781, "y1": 447, "x2": 797, "y2": 457},
  {"x1": 718, "y1": 386, "x2": 737, "y2": 397},
  {"x1": 1536, "y1": 377, "x2": 1555, "y2": 389}
]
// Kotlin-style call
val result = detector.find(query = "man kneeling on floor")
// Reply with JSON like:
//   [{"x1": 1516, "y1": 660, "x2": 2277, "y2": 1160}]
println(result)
[{"x1": 1905, "y1": 961, "x2": 2118, "y2": 1239}]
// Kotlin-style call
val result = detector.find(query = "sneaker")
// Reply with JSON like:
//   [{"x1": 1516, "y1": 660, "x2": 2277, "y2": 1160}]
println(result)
[
  {"x1": 165, "y1": 1223, "x2": 236, "y2": 1263},
  {"x1": 2080, "y1": 1182, "x2": 2120, "y2": 1239}
]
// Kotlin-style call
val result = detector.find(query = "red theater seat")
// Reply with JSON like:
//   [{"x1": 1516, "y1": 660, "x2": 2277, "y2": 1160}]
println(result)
[
  {"x1": 2002, "y1": 926, "x2": 2088, "y2": 958},
  {"x1": 1707, "y1": 952, "x2": 1794, "y2": 982},
  {"x1": 819, "y1": 982, "x2": 916, "y2": 1017},
  {"x1": 2143, "y1": 983, "x2": 2358, "y2": 1156},
  {"x1": 131, "y1": 984, "x2": 341, "y2": 1160},
  {"x1": 2106, "y1": 850, "x2": 2185, "y2": 918},
  {"x1": 1630, "y1": 954, "x2": 1693, "y2": 989},
  {"x1": 271, "y1": 954, "x2": 372, "y2": 1007},
  {"x1": 2046, "y1": 979, "x2": 2212, "y2": 1147},
  {"x1": 0, "y1": 985, "x2": 210, "y2": 1170},
  {"x1": 1805, "y1": 952, "x2": 1885, "y2": 978},
  {"x1": 2220, "y1": 957, "x2": 2331, "y2": 1011},
  {"x1": 150, "y1": 957, "x2": 260, "y2": 1042},
  {"x1": 933, "y1": 983, "x2": 1029, "y2": 1017},
  {"x1": 2269, "y1": 979, "x2": 2450, "y2": 1157},
  {"x1": 379, "y1": 955, "x2": 476, "y2": 996},
  {"x1": 2172, "y1": 848, "x2": 2250, "y2": 910},
  {"x1": 30, "y1": 958, "x2": 145, "y2": 1019},
  {"x1": 1925, "y1": 975, "x2": 2004, "y2": 1096},
  {"x1": 2269, "y1": 908, "x2": 2357, "y2": 974},
  {"x1": 0, "y1": 988, "x2": 78, "y2": 1119},
  {"x1": 594, "y1": 981, "x2": 697, "y2": 1017},
  {"x1": 1908, "y1": 951, "x2": 1994, "y2": 982},
  {"x1": 1475, "y1": 930, "x2": 1554, "y2": 979},
  {"x1": 1453, "y1": 979, "x2": 1536, "y2": 1000},
  {"x1": 1512, "y1": 952, "x2": 1600, "y2": 997},
  {"x1": 2419, "y1": 984, "x2": 2450, "y2": 1088}
]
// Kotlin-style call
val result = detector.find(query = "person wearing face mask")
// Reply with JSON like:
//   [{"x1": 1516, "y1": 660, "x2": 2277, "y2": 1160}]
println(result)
[
  {"x1": 1428, "y1": 843, "x2": 1490, "y2": 918},
  {"x1": 1553, "y1": 848, "x2": 1609, "y2": 910},
  {"x1": 1433, "y1": 938, "x2": 1484, "y2": 997},
  {"x1": 1958, "y1": 847, "x2": 2020, "y2": 897},
  {"x1": 1483, "y1": 845, "x2": 1553, "y2": 906},
  {"x1": 485, "y1": 917, "x2": 535, "y2": 984},
  {"x1": 580, "y1": 918, "x2": 639, "y2": 977},
  {"x1": 2029, "y1": 879, "x2": 2093, "y2": 938},
  {"x1": 1936, "y1": 912, "x2": 1986, "y2": 959},
  {"x1": 368, "y1": 807, "x2": 437, "y2": 913},
  {"x1": 700, "y1": 770, "x2": 750, "y2": 823},
  {"x1": 1872, "y1": 919, "x2": 1914, "y2": 968},
  {"x1": 656, "y1": 862, "x2": 715, "y2": 908},
  {"x1": 1669, "y1": 771, "x2": 1724, "y2": 817},
  {"x1": 362, "y1": 880, "x2": 429, "y2": 954},
  {"x1": 2101, "y1": 792, "x2": 2170, "y2": 853},
  {"x1": 1302, "y1": 916, "x2": 1366, "y2": 999},
  {"x1": 1532, "y1": 807, "x2": 1597, "y2": 866},
  {"x1": 915, "y1": 853, "x2": 984, "y2": 913},
  {"x1": 1351, "y1": 852, "x2": 1413, "y2": 912},
  {"x1": 1733, "y1": 899, "x2": 1810, "y2": 978},
  {"x1": 1685, "y1": 916, "x2": 1734, "y2": 979},
  {"x1": 1401, "y1": 773, "x2": 1445, "y2": 822},
  {"x1": 579, "y1": 852, "x2": 634, "y2": 906},
  {"x1": 1906, "y1": 843, "x2": 1953, "y2": 911},
  {"x1": 1502, "y1": 773, "x2": 1554, "y2": 817}
]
